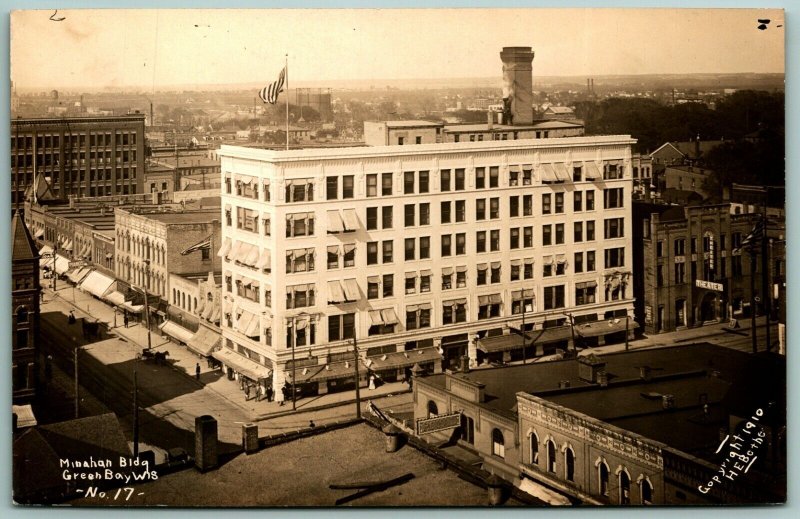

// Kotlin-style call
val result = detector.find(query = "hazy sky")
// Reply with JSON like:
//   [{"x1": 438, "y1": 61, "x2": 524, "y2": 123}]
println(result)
[{"x1": 11, "y1": 8, "x2": 785, "y2": 90}]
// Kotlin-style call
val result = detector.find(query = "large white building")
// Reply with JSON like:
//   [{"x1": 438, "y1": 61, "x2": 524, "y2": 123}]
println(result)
[{"x1": 218, "y1": 135, "x2": 636, "y2": 401}]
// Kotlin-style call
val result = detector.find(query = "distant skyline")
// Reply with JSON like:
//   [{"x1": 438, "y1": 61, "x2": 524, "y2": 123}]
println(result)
[{"x1": 11, "y1": 8, "x2": 785, "y2": 91}]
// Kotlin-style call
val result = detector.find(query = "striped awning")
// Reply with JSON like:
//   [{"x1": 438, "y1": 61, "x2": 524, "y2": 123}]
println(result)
[{"x1": 79, "y1": 271, "x2": 115, "y2": 298}]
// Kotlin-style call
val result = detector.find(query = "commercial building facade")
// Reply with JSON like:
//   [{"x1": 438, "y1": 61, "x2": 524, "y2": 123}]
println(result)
[
  {"x1": 218, "y1": 134, "x2": 636, "y2": 400},
  {"x1": 12, "y1": 212, "x2": 41, "y2": 403},
  {"x1": 11, "y1": 114, "x2": 146, "y2": 209}
]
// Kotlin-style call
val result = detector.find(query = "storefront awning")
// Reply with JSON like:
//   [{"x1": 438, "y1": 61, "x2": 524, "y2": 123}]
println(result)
[
  {"x1": 159, "y1": 320, "x2": 195, "y2": 344},
  {"x1": 478, "y1": 334, "x2": 527, "y2": 354},
  {"x1": 67, "y1": 267, "x2": 92, "y2": 284},
  {"x1": 79, "y1": 270, "x2": 116, "y2": 298},
  {"x1": 39, "y1": 245, "x2": 53, "y2": 256},
  {"x1": 187, "y1": 325, "x2": 221, "y2": 357},
  {"x1": 212, "y1": 348, "x2": 271, "y2": 381},
  {"x1": 34, "y1": 229, "x2": 45, "y2": 239},
  {"x1": 54, "y1": 254, "x2": 71, "y2": 275},
  {"x1": 104, "y1": 290, "x2": 127, "y2": 307},
  {"x1": 576, "y1": 318, "x2": 640, "y2": 338},
  {"x1": 342, "y1": 209, "x2": 359, "y2": 232},
  {"x1": 327, "y1": 210, "x2": 345, "y2": 234},
  {"x1": 288, "y1": 358, "x2": 368, "y2": 384},
  {"x1": 12, "y1": 404, "x2": 37, "y2": 429},
  {"x1": 328, "y1": 280, "x2": 346, "y2": 304},
  {"x1": 365, "y1": 347, "x2": 441, "y2": 371}
]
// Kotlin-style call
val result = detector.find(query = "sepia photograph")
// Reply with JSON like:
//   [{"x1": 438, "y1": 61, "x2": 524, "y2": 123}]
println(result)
[{"x1": 8, "y1": 6, "x2": 787, "y2": 507}]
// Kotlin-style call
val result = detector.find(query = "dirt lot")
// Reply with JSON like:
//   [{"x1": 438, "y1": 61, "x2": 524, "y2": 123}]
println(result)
[{"x1": 72, "y1": 422, "x2": 506, "y2": 507}]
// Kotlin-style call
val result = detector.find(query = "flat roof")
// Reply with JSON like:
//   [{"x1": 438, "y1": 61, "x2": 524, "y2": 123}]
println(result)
[
  {"x1": 129, "y1": 209, "x2": 220, "y2": 224},
  {"x1": 372, "y1": 120, "x2": 444, "y2": 128},
  {"x1": 444, "y1": 120, "x2": 584, "y2": 133}
]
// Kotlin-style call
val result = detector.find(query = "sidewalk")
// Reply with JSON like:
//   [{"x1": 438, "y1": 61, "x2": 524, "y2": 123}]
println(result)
[{"x1": 43, "y1": 279, "x2": 409, "y2": 422}]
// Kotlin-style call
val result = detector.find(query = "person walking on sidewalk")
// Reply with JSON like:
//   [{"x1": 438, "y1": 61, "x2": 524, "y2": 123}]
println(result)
[
  {"x1": 266, "y1": 385, "x2": 274, "y2": 402},
  {"x1": 123, "y1": 312, "x2": 129, "y2": 328},
  {"x1": 195, "y1": 363, "x2": 201, "y2": 381}
]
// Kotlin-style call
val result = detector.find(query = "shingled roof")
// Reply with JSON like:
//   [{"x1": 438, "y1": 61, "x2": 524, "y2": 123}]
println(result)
[{"x1": 11, "y1": 211, "x2": 38, "y2": 262}]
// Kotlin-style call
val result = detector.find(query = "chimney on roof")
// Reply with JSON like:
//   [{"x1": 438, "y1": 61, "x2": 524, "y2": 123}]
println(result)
[
  {"x1": 558, "y1": 380, "x2": 571, "y2": 389},
  {"x1": 487, "y1": 111, "x2": 494, "y2": 130},
  {"x1": 662, "y1": 394, "x2": 675, "y2": 409},
  {"x1": 460, "y1": 355, "x2": 470, "y2": 374},
  {"x1": 578, "y1": 353, "x2": 606, "y2": 384},
  {"x1": 500, "y1": 47, "x2": 535, "y2": 125}
]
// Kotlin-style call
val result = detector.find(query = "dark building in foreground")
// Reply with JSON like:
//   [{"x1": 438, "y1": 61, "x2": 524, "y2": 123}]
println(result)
[
  {"x1": 412, "y1": 343, "x2": 785, "y2": 505},
  {"x1": 11, "y1": 114, "x2": 146, "y2": 209},
  {"x1": 11, "y1": 211, "x2": 41, "y2": 403}
]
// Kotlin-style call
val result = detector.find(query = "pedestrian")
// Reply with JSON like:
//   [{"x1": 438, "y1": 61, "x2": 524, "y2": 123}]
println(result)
[
  {"x1": 255, "y1": 385, "x2": 262, "y2": 401},
  {"x1": 368, "y1": 374, "x2": 376, "y2": 391},
  {"x1": 266, "y1": 385, "x2": 274, "y2": 402},
  {"x1": 195, "y1": 362, "x2": 201, "y2": 381},
  {"x1": 68, "y1": 311, "x2": 76, "y2": 324},
  {"x1": 123, "y1": 312, "x2": 129, "y2": 328},
  {"x1": 245, "y1": 384, "x2": 251, "y2": 401},
  {"x1": 309, "y1": 420, "x2": 316, "y2": 428}
]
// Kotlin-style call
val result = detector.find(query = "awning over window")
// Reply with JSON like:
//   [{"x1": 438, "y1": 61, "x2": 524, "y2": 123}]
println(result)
[
  {"x1": 443, "y1": 298, "x2": 467, "y2": 307},
  {"x1": 490, "y1": 261, "x2": 501, "y2": 269},
  {"x1": 442, "y1": 267, "x2": 454, "y2": 276},
  {"x1": 369, "y1": 310, "x2": 384, "y2": 326},
  {"x1": 477, "y1": 263, "x2": 488, "y2": 271},
  {"x1": 327, "y1": 280, "x2": 346, "y2": 304},
  {"x1": 576, "y1": 318, "x2": 639, "y2": 338},
  {"x1": 370, "y1": 307, "x2": 400, "y2": 326},
  {"x1": 187, "y1": 325, "x2": 221, "y2": 357},
  {"x1": 342, "y1": 209, "x2": 359, "y2": 232},
  {"x1": 159, "y1": 320, "x2": 195, "y2": 344},
  {"x1": 217, "y1": 237, "x2": 232, "y2": 258},
  {"x1": 524, "y1": 258, "x2": 535, "y2": 266},
  {"x1": 576, "y1": 281, "x2": 598, "y2": 289},
  {"x1": 54, "y1": 254, "x2": 71, "y2": 275},
  {"x1": 34, "y1": 229, "x2": 45, "y2": 239},
  {"x1": 510, "y1": 259, "x2": 522, "y2": 266},
  {"x1": 539, "y1": 164, "x2": 558, "y2": 182},
  {"x1": 235, "y1": 309, "x2": 260, "y2": 337},
  {"x1": 244, "y1": 244, "x2": 260, "y2": 266},
  {"x1": 509, "y1": 165, "x2": 521, "y2": 173},
  {"x1": 239, "y1": 275, "x2": 260, "y2": 290},
  {"x1": 584, "y1": 161, "x2": 601, "y2": 180},
  {"x1": 553, "y1": 163, "x2": 570, "y2": 181},
  {"x1": 228, "y1": 240, "x2": 242, "y2": 260},
  {"x1": 456, "y1": 265, "x2": 467, "y2": 273},
  {"x1": 81, "y1": 243, "x2": 92, "y2": 259},
  {"x1": 511, "y1": 289, "x2": 536, "y2": 300},
  {"x1": 212, "y1": 348, "x2": 271, "y2": 381},
  {"x1": 478, "y1": 294, "x2": 502, "y2": 305},
  {"x1": 79, "y1": 270, "x2": 116, "y2": 298},
  {"x1": 556, "y1": 254, "x2": 567, "y2": 264},
  {"x1": 327, "y1": 210, "x2": 345, "y2": 234},
  {"x1": 366, "y1": 347, "x2": 442, "y2": 371},
  {"x1": 342, "y1": 278, "x2": 360, "y2": 302},
  {"x1": 63, "y1": 240, "x2": 73, "y2": 251},
  {"x1": 256, "y1": 249, "x2": 272, "y2": 269}
]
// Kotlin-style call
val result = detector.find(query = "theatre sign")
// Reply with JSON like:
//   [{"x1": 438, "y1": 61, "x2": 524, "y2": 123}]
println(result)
[{"x1": 695, "y1": 279, "x2": 724, "y2": 292}]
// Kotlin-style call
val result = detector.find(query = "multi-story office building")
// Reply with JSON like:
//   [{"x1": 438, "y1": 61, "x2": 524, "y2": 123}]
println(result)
[
  {"x1": 11, "y1": 114, "x2": 146, "y2": 209},
  {"x1": 218, "y1": 134, "x2": 636, "y2": 401}
]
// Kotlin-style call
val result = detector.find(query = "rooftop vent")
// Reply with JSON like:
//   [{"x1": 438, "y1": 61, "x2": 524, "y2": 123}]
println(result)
[{"x1": 662, "y1": 394, "x2": 675, "y2": 409}]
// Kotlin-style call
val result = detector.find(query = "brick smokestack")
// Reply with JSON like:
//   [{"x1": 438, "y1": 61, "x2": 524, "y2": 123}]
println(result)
[{"x1": 500, "y1": 47, "x2": 535, "y2": 125}]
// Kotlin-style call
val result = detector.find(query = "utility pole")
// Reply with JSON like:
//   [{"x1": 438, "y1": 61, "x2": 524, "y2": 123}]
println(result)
[
  {"x1": 291, "y1": 320, "x2": 296, "y2": 411},
  {"x1": 353, "y1": 335, "x2": 361, "y2": 420},
  {"x1": 761, "y1": 207, "x2": 771, "y2": 352},
  {"x1": 74, "y1": 345, "x2": 79, "y2": 418}
]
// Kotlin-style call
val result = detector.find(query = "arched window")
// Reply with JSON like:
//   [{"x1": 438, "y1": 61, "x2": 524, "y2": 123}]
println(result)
[
  {"x1": 194, "y1": 297, "x2": 198, "y2": 311},
  {"x1": 16, "y1": 306, "x2": 28, "y2": 324},
  {"x1": 427, "y1": 400, "x2": 438, "y2": 419},
  {"x1": 640, "y1": 478, "x2": 653, "y2": 505},
  {"x1": 599, "y1": 462, "x2": 609, "y2": 497},
  {"x1": 547, "y1": 440, "x2": 557, "y2": 473},
  {"x1": 492, "y1": 428, "x2": 505, "y2": 458},
  {"x1": 565, "y1": 447, "x2": 575, "y2": 482},
  {"x1": 619, "y1": 469, "x2": 631, "y2": 504},
  {"x1": 529, "y1": 431, "x2": 539, "y2": 465}
]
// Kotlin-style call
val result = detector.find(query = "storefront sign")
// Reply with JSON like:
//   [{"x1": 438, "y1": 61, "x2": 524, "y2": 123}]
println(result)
[
  {"x1": 696, "y1": 279, "x2": 724, "y2": 292},
  {"x1": 416, "y1": 412, "x2": 461, "y2": 435},
  {"x1": 645, "y1": 305, "x2": 653, "y2": 324}
]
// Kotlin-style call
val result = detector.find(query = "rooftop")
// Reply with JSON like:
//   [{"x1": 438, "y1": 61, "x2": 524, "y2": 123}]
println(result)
[
  {"x1": 373, "y1": 120, "x2": 444, "y2": 128},
  {"x1": 443, "y1": 120, "x2": 584, "y2": 133},
  {"x1": 128, "y1": 209, "x2": 221, "y2": 224}
]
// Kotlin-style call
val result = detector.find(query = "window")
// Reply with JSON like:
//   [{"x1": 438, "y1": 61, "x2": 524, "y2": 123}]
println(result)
[
  {"x1": 586, "y1": 190, "x2": 595, "y2": 210},
  {"x1": 542, "y1": 193, "x2": 552, "y2": 214},
  {"x1": 456, "y1": 268, "x2": 467, "y2": 288},
  {"x1": 605, "y1": 218, "x2": 624, "y2": 239},
  {"x1": 691, "y1": 237, "x2": 698, "y2": 254},
  {"x1": 641, "y1": 478, "x2": 653, "y2": 505},
  {"x1": 478, "y1": 297, "x2": 501, "y2": 319},
  {"x1": 565, "y1": 448, "x2": 575, "y2": 482},
  {"x1": 237, "y1": 207, "x2": 259, "y2": 233},
  {"x1": 575, "y1": 282, "x2": 597, "y2": 305},
  {"x1": 419, "y1": 171, "x2": 430, "y2": 193},
  {"x1": 455, "y1": 169, "x2": 465, "y2": 190},
  {"x1": 674, "y1": 238, "x2": 686, "y2": 256},
  {"x1": 510, "y1": 228, "x2": 520, "y2": 249},
  {"x1": 343, "y1": 244, "x2": 356, "y2": 267},
  {"x1": 523, "y1": 168, "x2": 532, "y2": 185},
  {"x1": 476, "y1": 199, "x2": 486, "y2": 220},
  {"x1": 574, "y1": 252, "x2": 584, "y2": 273},
  {"x1": 419, "y1": 237, "x2": 430, "y2": 259},
  {"x1": 405, "y1": 274, "x2": 416, "y2": 294},
  {"x1": 404, "y1": 204, "x2": 415, "y2": 227},
  {"x1": 547, "y1": 441, "x2": 557, "y2": 473},
  {"x1": 328, "y1": 245, "x2": 340, "y2": 269},
  {"x1": 286, "y1": 213, "x2": 315, "y2": 238},
  {"x1": 442, "y1": 270, "x2": 453, "y2": 290},
  {"x1": 285, "y1": 178, "x2": 314, "y2": 203},
  {"x1": 328, "y1": 313, "x2": 355, "y2": 341},
  {"x1": 440, "y1": 169, "x2": 451, "y2": 192},
  {"x1": 404, "y1": 171, "x2": 415, "y2": 194},
  {"x1": 524, "y1": 260, "x2": 534, "y2": 280},
  {"x1": 605, "y1": 247, "x2": 625, "y2": 268},
  {"x1": 416, "y1": 136, "x2": 422, "y2": 145},
  {"x1": 406, "y1": 304, "x2": 431, "y2": 330},
  {"x1": 443, "y1": 300, "x2": 468, "y2": 324},
  {"x1": 555, "y1": 193, "x2": 564, "y2": 213},
  {"x1": 420, "y1": 272, "x2": 432, "y2": 293},
  {"x1": 427, "y1": 401, "x2": 438, "y2": 419},
  {"x1": 619, "y1": 471, "x2": 631, "y2": 505},
  {"x1": 490, "y1": 263, "x2": 501, "y2": 283},
  {"x1": 573, "y1": 166, "x2": 583, "y2": 182},
  {"x1": 555, "y1": 224, "x2": 564, "y2": 244},
  {"x1": 656, "y1": 240, "x2": 664, "y2": 258},
  {"x1": 491, "y1": 429, "x2": 505, "y2": 458},
  {"x1": 476, "y1": 167, "x2": 486, "y2": 189},
  {"x1": 489, "y1": 198, "x2": 499, "y2": 219},
  {"x1": 510, "y1": 196, "x2": 520, "y2": 217},
  {"x1": 441, "y1": 235, "x2": 452, "y2": 257},
  {"x1": 586, "y1": 221, "x2": 596, "y2": 241},
  {"x1": 604, "y1": 188, "x2": 624, "y2": 209},
  {"x1": 286, "y1": 284, "x2": 316, "y2": 309},
  {"x1": 382, "y1": 240, "x2": 393, "y2": 263},
  {"x1": 543, "y1": 225, "x2": 552, "y2": 246},
  {"x1": 604, "y1": 163, "x2": 623, "y2": 180},
  {"x1": 574, "y1": 191, "x2": 583, "y2": 212},
  {"x1": 286, "y1": 248, "x2": 315, "y2": 273},
  {"x1": 523, "y1": 195, "x2": 533, "y2": 216},
  {"x1": 675, "y1": 262, "x2": 686, "y2": 284},
  {"x1": 490, "y1": 230, "x2": 500, "y2": 252},
  {"x1": 398, "y1": 137, "x2": 404, "y2": 145},
  {"x1": 419, "y1": 203, "x2": 430, "y2": 225},
  {"x1": 383, "y1": 274, "x2": 394, "y2": 297},
  {"x1": 382, "y1": 206, "x2": 393, "y2": 229},
  {"x1": 366, "y1": 174, "x2": 378, "y2": 197},
  {"x1": 455, "y1": 200, "x2": 466, "y2": 222},
  {"x1": 367, "y1": 242, "x2": 378, "y2": 265},
  {"x1": 574, "y1": 222, "x2": 583, "y2": 242},
  {"x1": 382, "y1": 172, "x2": 393, "y2": 195},
  {"x1": 405, "y1": 238, "x2": 416, "y2": 261},
  {"x1": 367, "y1": 207, "x2": 378, "y2": 230},
  {"x1": 489, "y1": 166, "x2": 499, "y2": 188},
  {"x1": 509, "y1": 169, "x2": 519, "y2": 186},
  {"x1": 455, "y1": 233, "x2": 466, "y2": 255},
  {"x1": 436, "y1": 202, "x2": 449, "y2": 228},
  {"x1": 342, "y1": 175, "x2": 354, "y2": 199},
  {"x1": 599, "y1": 463, "x2": 610, "y2": 497},
  {"x1": 523, "y1": 226, "x2": 533, "y2": 248},
  {"x1": 544, "y1": 285, "x2": 565, "y2": 310},
  {"x1": 476, "y1": 231, "x2": 487, "y2": 253},
  {"x1": 326, "y1": 176, "x2": 338, "y2": 200},
  {"x1": 477, "y1": 264, "x2": 488, "y2": 285},
  {"x1": 368, "y1": 277, "x2": 380, "y2": 299},
  {"x1": 530, "y1": 433, "x2": 539, "y2": 465}
]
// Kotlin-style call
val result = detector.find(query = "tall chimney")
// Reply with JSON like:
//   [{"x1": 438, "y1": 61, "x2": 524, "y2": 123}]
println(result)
[
  {"x1": 487, "y1": 111, "x2": 494, "y2": 130},
  {"x1": 500, "y1": 47, "x2": 535, "y2": 125}
]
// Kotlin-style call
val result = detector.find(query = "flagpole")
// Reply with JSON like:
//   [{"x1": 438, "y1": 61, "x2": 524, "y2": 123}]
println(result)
[{"x1": 285, "y1": 54, "x2": 289, "y2": 151}]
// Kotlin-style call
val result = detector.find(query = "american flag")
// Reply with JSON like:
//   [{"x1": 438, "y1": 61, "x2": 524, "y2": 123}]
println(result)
[
  {"x1": 736, "y1": 219, "x2": 766, "y2": 253},
  {"x1": 181, "y1": 236, "x2": 212, "y2": 256},
  {"x1": 259, "y1": 66, "x2": 286, "y2": 104}
]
